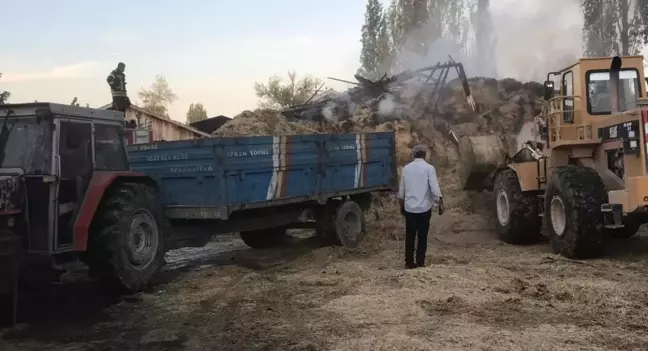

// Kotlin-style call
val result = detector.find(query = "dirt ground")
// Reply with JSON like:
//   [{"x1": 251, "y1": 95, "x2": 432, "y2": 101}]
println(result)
[{"x1": 3, "y1": 195, "x2": 648, "y2": 351}]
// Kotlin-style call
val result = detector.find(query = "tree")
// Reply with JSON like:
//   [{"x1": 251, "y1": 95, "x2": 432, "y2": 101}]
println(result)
[
  {"x1": 360, "y1": 0, "x2": 386, "y2": 79},
  {"x1": 186, "y1": 102, "x2": 208, "y2": 123},
  {"x1": 254, "y1": 71, "x2": 322, "y2": 109},
  {"x1": 581, "y1": 0, "x2": 647, "y2": 56},
  {"x1": 0, "y1": 73, "x2": 9, "y2": 104},
  {"x1": 137, "y1": 74, "x2": 178, "y2": 117}
]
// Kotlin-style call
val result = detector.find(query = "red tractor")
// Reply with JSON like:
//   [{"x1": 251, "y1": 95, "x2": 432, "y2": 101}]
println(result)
[{"x1": 0, "y1": 103, "x2": 167, "y2": 326}]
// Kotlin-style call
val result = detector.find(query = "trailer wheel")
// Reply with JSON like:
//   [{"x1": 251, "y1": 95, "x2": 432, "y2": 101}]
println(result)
[
  {"x1": 87, "y1": 182, "x2": 167, "y2": 293},
  {"x1": 493, "y1": 169, "x2": 541, "y2": 245},
  {"x1": 0, "y1": 230, "x2": 20, "y2": 327},
  {"x1": 544, "y1": 165, "x2": 607, "y2": 259},
  {"x1": 240, "y1": 227, "x2": 287, "y2": 249},
  {"x1": 334, "y1": 200, "x2": 366, "y2": 248},
  {"x1": 315, "y1": 201, "x2": 341, "y2": 246}
]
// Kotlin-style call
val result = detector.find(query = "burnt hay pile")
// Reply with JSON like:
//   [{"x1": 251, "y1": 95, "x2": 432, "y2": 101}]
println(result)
[{"x1": 213, "y1": 77, "x2": 544, "y2": 212}]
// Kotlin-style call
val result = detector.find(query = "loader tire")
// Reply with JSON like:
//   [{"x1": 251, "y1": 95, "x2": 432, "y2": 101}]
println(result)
[
  {"x1": 87, "y1": 182, "x2": 167, "y2": 293},
  {"x1": 493, "y1": 169, "x2": 541, "y2": 245},
  {"x1": 240, "y1": 227, "x2": 287, "y2": 249},
  {"x1": 544, "y1": 165, "x2": 607, "y2": 259}
]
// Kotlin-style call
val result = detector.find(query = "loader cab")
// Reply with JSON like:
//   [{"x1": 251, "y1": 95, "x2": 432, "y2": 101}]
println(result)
[
  {"x1": 0, "y1": 103, "x2": 128, "y2": 256},
  {"x1": 541, "y1": 56, "x2": 647, "y2": 147}
]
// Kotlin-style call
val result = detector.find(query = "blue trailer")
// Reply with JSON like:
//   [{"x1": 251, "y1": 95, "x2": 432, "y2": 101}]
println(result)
[
  {"x1": 0, "y1": 102, "x2": 396, "y2": 325},
  {"x1": 127, "y1": 131, "x2": 397, "y2": 250}
]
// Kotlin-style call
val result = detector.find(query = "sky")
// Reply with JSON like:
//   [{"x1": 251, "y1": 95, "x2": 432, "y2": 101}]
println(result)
[{"x1": 1, "y1": 0, "x2": 645, "y2": 122}]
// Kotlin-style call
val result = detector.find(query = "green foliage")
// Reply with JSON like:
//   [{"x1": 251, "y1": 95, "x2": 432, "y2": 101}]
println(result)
[
  {"x1": 137, "y1": 74, "x2": 178, "y2": 117},
  {"x1": 360, "y1": 0, "x2": 387, "y2": 78},
  {"x1": 0, "y1": 73, "x2": 9, "y2": 104},
  {"x1": 254, "y1": 71, "x2": 322, "y2": 109},
  {"x1": 186, "y1": 102, "x2": 208, "y2": 123},
  {"x1": 582, "y1": 0, "x2": 647, "y2": 56}
]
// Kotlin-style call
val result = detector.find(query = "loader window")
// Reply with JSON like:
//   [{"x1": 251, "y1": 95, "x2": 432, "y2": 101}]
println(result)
[
  {"x1": 562, "y1": 71, "x2": 574, "y2": 123},
  {"x1": 587, "y1": 69, "x2": 641, "y2": 115}
]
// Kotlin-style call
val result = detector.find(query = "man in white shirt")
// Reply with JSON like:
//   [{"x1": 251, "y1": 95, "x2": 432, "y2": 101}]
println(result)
[{"x1": 398, "y1": 145, "x2": 444, "y2": 269}]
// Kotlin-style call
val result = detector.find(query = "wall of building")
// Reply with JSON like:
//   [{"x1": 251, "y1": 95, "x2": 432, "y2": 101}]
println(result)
[{"x1": 123, "y1": 105, "x2": 210, "y2": 142}]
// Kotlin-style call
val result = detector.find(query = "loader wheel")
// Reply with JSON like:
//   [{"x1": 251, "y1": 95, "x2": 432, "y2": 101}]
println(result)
[
  {"x1": 493, "y1": 169, "x2": 541, "y2": 245},
  {"x1": 240, "y1": 227, "x2": 287, "y2": 249},
  {"x1": 87, "y1": 182, "x2": 167, "y2": 293},
  {"x1": 0, "y1": 230, "x2": 20, "y2": 327},
  {"x1": 544, "y1": 165, "x2": 607, "y2": 259}
]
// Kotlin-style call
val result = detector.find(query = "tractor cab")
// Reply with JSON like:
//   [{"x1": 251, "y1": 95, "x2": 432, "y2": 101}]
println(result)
[{"x1": 0, "y1": 103, "x2": 128, "y2": 257}]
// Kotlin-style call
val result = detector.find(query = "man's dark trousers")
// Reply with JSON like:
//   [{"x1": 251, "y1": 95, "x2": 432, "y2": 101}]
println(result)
[
  {"x1": 404, "y1": 209, "x2": 432, "y2": 267},
  {"x1": 112, "y1": 96, "x2": 131, "y2": 112}
]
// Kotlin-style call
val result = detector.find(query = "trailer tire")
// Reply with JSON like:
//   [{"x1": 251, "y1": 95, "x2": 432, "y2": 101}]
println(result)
[
  {"x1": 493, "y1": 169, "x2": 541, "y2": 245},
  {"x1": 87, "y1": 182, "x2": 167, "y2": 293},
  {"x1": 315, "y1": 201, "x2": 341, "y2": 246},
  {"x1": 334, "y1": 200, "x2": 366, "y2": 249},
  {"x1": 0, "y1": 230, "x2": 20, "y2": 327},
  {"x1": 544, "y1": 165, "x2": 607, "y2": 259},
  {"x1": 240, "y1": 227, "x2": 287, "y2": 249}
]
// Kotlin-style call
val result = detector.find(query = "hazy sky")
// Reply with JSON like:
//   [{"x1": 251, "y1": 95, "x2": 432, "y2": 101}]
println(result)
[{"x1": 1, "y1": 0, "x2": 642, "y2": 122}]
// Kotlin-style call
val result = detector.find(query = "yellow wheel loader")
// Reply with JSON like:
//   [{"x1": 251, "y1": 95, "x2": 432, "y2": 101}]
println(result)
[{"x1": 460, "y1": 55, "x2": 648, "y2": 259}]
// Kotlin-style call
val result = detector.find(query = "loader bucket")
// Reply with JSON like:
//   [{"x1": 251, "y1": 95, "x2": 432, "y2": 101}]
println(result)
[{"x1": 458, "y1": 134, "x2": 516, "y2": 191}]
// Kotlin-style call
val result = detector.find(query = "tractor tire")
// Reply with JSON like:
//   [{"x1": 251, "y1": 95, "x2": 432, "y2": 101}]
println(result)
[
  {"x1": 0, "y1": 231, "x2": 20, "y2": 327},
  {"x1": 493, "y1": 169, "x2": 542, "y2": 245},
  {"x1": 607, "y1": 216, "x2": 642, "y2": 239},
  {"x1": 240, "y1": 227, "x2": 287, "y2": 249},
  {"x1": 544, "y1": 165, "x2": 608, "y2": 259},
  {"x1": 87, "y1": 182, "x2": 167, "y2": 293}
]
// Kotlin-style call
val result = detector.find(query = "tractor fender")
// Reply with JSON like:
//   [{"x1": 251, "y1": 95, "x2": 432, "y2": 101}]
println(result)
[{"x1": 73, "y1": 171, "x2": 158, "y2": 251}]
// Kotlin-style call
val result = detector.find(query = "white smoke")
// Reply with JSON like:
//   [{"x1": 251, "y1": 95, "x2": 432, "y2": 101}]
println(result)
[
  {"x1": 322, "y1": 102, "x2": 337, "y2": 121},
  {"x1": 391, "y1": 0, "x2": 583, "y2": 82},
  {"x1": 377, "y1": 93, "x2": 398, "y2": 117}
]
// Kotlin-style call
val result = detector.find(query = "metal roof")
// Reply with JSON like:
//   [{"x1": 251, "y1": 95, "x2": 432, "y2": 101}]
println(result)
[{"x1": 0, "y1": 102, "x2": 124, "y2": 122}]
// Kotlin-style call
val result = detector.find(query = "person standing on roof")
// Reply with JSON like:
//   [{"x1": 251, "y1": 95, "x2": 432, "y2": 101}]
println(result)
[
  {"x1": 107, "y1": 62, "x2": 131, "y2": 112},
  {"x1": 398, "y1": 144, "x2": 444, "y2": 269}
]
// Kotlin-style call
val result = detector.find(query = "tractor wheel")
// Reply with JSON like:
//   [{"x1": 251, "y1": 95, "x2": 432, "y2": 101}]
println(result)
[
  {"x1": 607, "y1": 216, "x2": 642, "y2": 239},
  {"x1": 87, "y1": 182, "x2": 167, "y2": 293},
  {"x1": 544, "y1": 165, "x2": 607, "y2": 259},
  {"x1": 0, "y1": 230, "x2": 20, "y2": 327},
  {"x1": 493, "y1": 169, "x2": 541, "y2": 245},
  {"x1": 240, "y1": 227, "x2": 287, "y2": 249}
]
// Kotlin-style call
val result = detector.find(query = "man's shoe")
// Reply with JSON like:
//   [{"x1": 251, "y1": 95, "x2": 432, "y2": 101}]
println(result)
[
  {"x1": 405, "y1": 263, "x2": 417, "y2": 269},
  {"x1": 416, "y1": 262, "x2": 425, "y2": 268}
]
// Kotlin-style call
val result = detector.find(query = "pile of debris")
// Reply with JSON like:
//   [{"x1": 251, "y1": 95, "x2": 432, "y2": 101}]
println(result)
[
  {"x1": 213, "y1": 63, "x2": 546, "y2": 210},
  {"x1": 213, "y1": 109, "x2": 319, "y2": 137}
]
